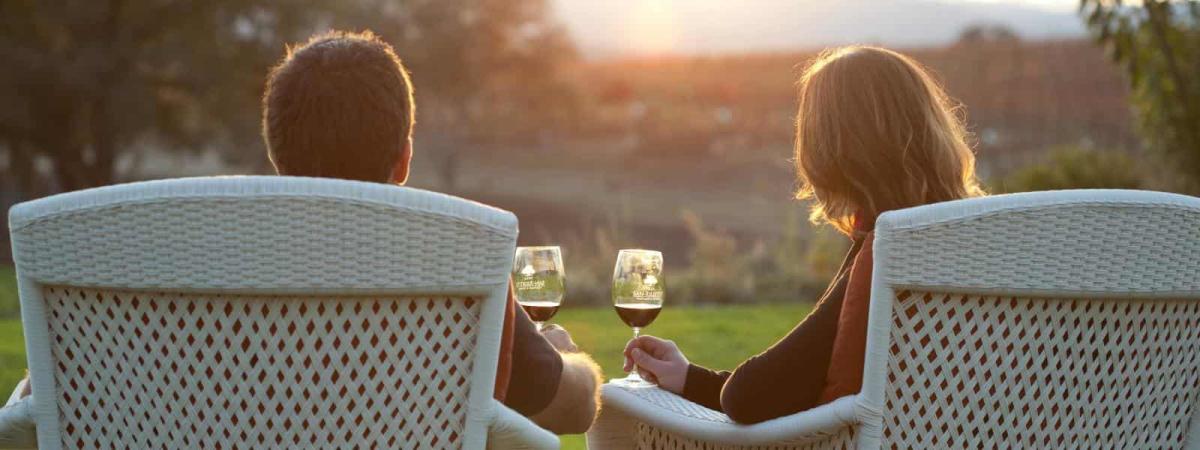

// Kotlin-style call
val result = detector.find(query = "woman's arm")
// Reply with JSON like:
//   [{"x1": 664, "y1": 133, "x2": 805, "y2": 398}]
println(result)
[
  {"x1": 623, "y1": 294, "x2": 846, "y2": 421},
  {"x1": 682, "y1": 365, "x2": 729, "y2": 411},
  {"x1": 626, "y1": 238, "x2": 863, "y2": 422},
  {"x1": 719, "y1": 235, "x2": 868, "y2": 423},
  {"x1": 717, "y1": 289, "x2": 846, "y2": 423}
]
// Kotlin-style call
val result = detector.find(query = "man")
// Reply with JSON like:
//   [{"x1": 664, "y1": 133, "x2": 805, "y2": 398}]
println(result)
[{"x1": 261, "y1": 30, "x2": 601, "y2": 433}]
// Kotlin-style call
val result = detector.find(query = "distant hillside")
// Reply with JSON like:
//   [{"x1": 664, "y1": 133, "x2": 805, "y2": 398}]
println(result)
[
  {"x1": 555, "y1": 0, "x2": 1085, "y2": 56},
  {"x1": 411, "y1": 38, "x2": 1133, "y2": 259},
  {"x1": 570, "y1": 38, "x2": 1134, "y2": 177}
]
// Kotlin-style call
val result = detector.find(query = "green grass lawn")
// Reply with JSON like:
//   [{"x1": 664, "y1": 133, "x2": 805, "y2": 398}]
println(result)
[
  {"x1": 0, "y1": 266, "x2": 17, "y2": 319},
  {"x1": 554, "y1": 304, "x2": 808, "y2": 449},
  {"x1": 0, "y1": 320, "x2": 24, "y2": 396},
  {"x1": 0, "y1": 266, "x2": 807, "y2": 449},
  {"x1": 0, "y1": 266, "x2": 22, "y2": 394}
]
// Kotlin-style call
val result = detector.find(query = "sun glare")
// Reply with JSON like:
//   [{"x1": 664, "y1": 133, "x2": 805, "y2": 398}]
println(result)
[{"x1": 622, "y1": 0, "x2": 680, "y2": 55}]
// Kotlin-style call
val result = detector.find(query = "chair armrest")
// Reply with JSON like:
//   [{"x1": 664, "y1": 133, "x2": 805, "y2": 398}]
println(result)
[
  {"x1": 487, "y1": 400, "x2": 559, "y2": 449},
  {"x1": 0, "y1": 380, "x2": 36, "y2": 450},
  {"x1": 4, "y1": 379, "x2": 26, "y2": 409},
  {"x1": 589, "y1": 383, "x2": 860, "y2": 447}
]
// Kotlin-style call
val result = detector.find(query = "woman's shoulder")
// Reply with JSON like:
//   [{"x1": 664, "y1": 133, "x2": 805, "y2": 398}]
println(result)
[{"x1": 818, "y1": 231, "x2": 875, "y2": 403}]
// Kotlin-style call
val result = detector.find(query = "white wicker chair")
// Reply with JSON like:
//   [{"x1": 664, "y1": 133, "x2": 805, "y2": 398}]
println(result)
[
  {"x1": 0, "y1": 176, "x2": 557, "y2": 450},
  {"x1": 588, "y1": 189, "x2": 1200, "y2": 449}
]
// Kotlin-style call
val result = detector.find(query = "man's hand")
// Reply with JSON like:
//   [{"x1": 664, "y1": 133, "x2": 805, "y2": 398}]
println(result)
[
  {"x1": 528, "y1": 325, "x2": 598, "y2": 434},
  {"x1": 623, "y1": 335, "x2": 690, "y2": 394},
  {"x1": 540, "y1": 324, "x2": 578, "y2": 353}
]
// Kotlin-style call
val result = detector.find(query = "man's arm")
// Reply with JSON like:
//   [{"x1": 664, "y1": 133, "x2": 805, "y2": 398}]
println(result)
[
  {"x1": 528, "y1": 351, "x2": 602, "y2": 434},
  {"x1": 503, "y1": 307, "x2": 602, "y2": 434}
]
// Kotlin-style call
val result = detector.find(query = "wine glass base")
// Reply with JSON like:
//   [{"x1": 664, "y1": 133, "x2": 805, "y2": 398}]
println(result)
[{"x1": 610, "y1": 377, "x2": 657, "y2": 389}]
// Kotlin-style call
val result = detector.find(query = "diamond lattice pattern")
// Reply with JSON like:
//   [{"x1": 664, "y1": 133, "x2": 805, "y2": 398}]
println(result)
[
  {"x1": 883, "y1": 290, "x2": 1200, "y2": 448},
  {"x1": 44, "y1": 286, "x2": 481, "y2": 449}
]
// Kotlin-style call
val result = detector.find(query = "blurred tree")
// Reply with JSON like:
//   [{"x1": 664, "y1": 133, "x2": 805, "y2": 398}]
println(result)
[
  {"x1": 0, "y1": 0, "x2": 332, "y2": 197},
  {"x1": 1081, "y1": 0, "x2": 1200, "y2": 192},
  {"x1": 994, "y1": 145, "x2": 1146, "y2": 192},
  {"x1": 957, "y1": 23, "x2": 1021, "y2": 45},
  {"x1": 331, "y1": 0, "x2": 579, "y2": 190},
  {"x1": 0, "y1": 0, "x2": 578, "y2": 197}
]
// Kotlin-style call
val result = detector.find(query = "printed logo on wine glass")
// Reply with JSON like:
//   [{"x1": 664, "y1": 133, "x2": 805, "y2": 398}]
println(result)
[
  {"x1": 515, "y1": 264, "x2": 546, "y2": 290},
  {"x1": 631, "y1": 287, "x2": 663, "y2": 301},
  {"x1": 629, "y1": 270, "x2": 662, "y2": 301}
]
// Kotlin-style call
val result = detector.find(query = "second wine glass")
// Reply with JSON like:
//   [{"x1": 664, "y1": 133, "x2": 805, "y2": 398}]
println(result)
[
  {"x1": 612, "y1": 249, "x2": 664, "y2": 388},
  {"x1": 512, "y1": 246, "x2": 566, "y2": 331}
]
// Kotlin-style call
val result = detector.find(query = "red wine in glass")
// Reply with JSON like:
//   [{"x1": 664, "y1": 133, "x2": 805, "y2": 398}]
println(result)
[
  {"x1": 615, "y1": 303, "x2": 661, "y2": 328},
  {"x1": 522, "y1": 301, "x2": 561, "y2": 323}
]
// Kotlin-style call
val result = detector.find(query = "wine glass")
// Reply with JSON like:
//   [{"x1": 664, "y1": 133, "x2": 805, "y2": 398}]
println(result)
[
  {"x1": 512, "y1": 246, "x2": 566, "y2": 331},
  {"x1": 611, "y1": 249, "x2": 664, "y2": 388}
]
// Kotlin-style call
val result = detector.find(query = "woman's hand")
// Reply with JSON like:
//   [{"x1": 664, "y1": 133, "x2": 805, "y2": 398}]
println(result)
[{"x1": 623, "y1": 335, "x2": 690, "y2": 394}]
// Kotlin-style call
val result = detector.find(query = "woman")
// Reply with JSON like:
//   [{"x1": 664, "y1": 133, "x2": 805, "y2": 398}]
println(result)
[{"x1": 624, "y1": 46, "x2": 986, "y2": 424}]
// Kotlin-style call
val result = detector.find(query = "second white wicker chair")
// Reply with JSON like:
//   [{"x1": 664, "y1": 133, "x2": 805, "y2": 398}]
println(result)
[
  {"x1": 0, "y1": 176, "x2": 557, "y2": 450},
  {"x1": 587, "y1": 189, "x2": 1200, "y2": 449}
]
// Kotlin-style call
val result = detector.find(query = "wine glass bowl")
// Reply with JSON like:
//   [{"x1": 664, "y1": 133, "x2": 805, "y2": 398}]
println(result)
[
  {"x1": 615, "y1": 303, "x2": 661, "y2": 328},
  {"x1": 512, "y1": 246, "x2": 565, "y2": 331},
  {"x1": 612, "y1": 249, "x2": 664, "y2": 388}
]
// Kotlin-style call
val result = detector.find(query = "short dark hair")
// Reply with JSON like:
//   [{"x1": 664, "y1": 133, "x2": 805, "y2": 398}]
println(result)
[{"x1": 262, "y1": 30, "x2": 415, "y2": 183}]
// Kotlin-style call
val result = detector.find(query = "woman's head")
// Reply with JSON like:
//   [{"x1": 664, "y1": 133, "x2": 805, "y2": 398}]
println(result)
[{"x1": 795, "y1": 46, "x2": 984, "y2": 235}]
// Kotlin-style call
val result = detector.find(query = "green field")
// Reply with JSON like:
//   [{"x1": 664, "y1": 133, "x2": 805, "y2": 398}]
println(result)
[
  {"x1": 0, "y1": 266, "x2": 22, "y2": 393},
  {"x1": 553, "y1": 304, "x2": 808, "y2": 448},
  {"x1": 0, "y1": 266, "x2": 17, "y2": 319},
  {"x1": 0, "y1": 266, "x2": 807, "y2": 449}
]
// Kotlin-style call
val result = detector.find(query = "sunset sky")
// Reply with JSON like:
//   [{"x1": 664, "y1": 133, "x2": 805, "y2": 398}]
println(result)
[{"x1": 552, "y1": 0, "x2": 1085, "y2": 57}]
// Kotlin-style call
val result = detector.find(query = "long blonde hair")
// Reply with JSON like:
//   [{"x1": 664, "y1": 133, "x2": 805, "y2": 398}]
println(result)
[{"x1": 795, "y1": 46, "x2": 985, "y2": 235}]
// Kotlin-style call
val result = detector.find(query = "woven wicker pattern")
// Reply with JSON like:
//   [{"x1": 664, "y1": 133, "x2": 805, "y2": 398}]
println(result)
[
  {"x1": 11, "y1": 196, "x2": 512, "y2": 291},
  {"x1": 882, "y1": 290, "x2": 1200, "y2": 448},
  {"x1": 588, "y1": 191, "x2": 1200, "y2": 450},
  {"x1": 635, "y1": 423, "x2": 856, "y2": 450},
  {"x1": 608, "y1": 386, "x2": 858, "y2": 449},
  {"x1": 620, "y1": 386, "x2": 737, "y2": 424},
  {"x1": 44, "y1": 286, "x2": 481, "y2": 449},
  {"x1": 6, "y1": 178, "x2": 552, "y2": 449},
  {"x1": 883, "y1": 204, "x2": 1200, "y2": 295}
]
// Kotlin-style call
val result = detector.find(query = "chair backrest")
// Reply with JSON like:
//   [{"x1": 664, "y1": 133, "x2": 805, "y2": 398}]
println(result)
[
  {"x1": 858, "y1": 190, "x2": 1200, "y2": 449},
  {"x1": 8, "y1": 176, "x2": 518, "y2": 450}
]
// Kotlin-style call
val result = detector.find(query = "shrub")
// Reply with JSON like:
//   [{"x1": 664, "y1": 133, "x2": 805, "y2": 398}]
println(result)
[{"x1": 994, "y1": 145, "x2": 1147, "y2": 193}]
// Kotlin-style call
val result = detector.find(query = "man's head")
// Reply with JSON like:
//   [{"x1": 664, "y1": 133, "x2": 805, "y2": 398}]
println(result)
[{"x1": 262, "y1": 30, "x2": 415, "y2": 184}]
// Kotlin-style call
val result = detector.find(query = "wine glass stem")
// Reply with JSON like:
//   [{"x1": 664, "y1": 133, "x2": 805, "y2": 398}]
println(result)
[
  {"x1": 535, "y1": 321, "x2": 544, "y2": 332},
  {"x1": 628, "y1": 327, "x2": 644, "y2": 382}
]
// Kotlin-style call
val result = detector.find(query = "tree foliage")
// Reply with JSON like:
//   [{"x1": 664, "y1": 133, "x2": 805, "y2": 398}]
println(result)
[
  {"x1": 1080, "y1": 0, "x2": 1200, "y2": 192},
  {"x1": 957, "y1": 23, "x2": 1021, "y2": 45},
  {"x1": 0, "y1": 0, "x2": 577, "y2": 198},
  {"x1": 0, "y1": 1, "x2": 338, "y2": 196},
  {"x1": 323, "y1": 0, "x2": 579, "y2": 189}
]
